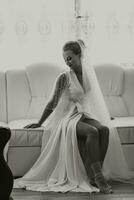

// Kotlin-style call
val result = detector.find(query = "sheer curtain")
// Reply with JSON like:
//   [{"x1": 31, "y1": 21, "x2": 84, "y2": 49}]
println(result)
[{"x1": 0, "y1": 0, "x2": 75, "y2": 71}]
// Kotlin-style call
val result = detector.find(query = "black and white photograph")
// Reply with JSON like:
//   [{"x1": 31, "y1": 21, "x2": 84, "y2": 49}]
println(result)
[{"x1": 0, "y1": 0, "x2": 134, "y2": 199}]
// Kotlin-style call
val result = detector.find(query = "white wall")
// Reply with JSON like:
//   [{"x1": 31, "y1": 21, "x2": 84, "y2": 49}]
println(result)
[
  {"x1": 0, "y1": 0, "x2": 134, "y2": 71},
  {"x1": 81, "y1": 0, "x2": 134, "y2": 65},
  {"x1": 0, "y1": 0, "x2": 74, "y2": 71}
]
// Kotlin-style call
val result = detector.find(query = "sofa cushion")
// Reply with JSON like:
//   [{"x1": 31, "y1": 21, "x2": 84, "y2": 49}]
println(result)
[
  {"x1": 95, "y1": 64, "x2": 129, "y2": 117},
  {"x1": 122, "y1": 145, "x2": 134, "y2": 170},
  {"x1": 104, "y1": 96, "x2": 128, "y2": 117},
  {"x1": 8, "y1": 119, "x2": 44, "y2": 147},
  {"x1": 8, "y1": 147, "x2": 41, "y2": 176},
  {"x1": 117, "y1": 127, "x2": 134, "y2": 144},
  {"x1": 6, "y1": 69, "x2": 31, "y2": 122},
  {"x1": 111, "y1": 117, "x2": 134, "y2": 144},
  {"x1": 6, "y1": 63, "x2": 64, "y2": 122},
  {"x1": 8, "y1": 119, "x2": 38, "y2": 129},
  {"x1": 0, "y1": 121, "x2": 8, "y2": 128},
  {"x1": 95, "y1": 64, "x2": 124, "y2": 96},
  {"x1": 122, "y1": 68, "x2": 134, "y2": 116},
  {"x1": 111, "y1": 116, "x2": 134, "y2": 128}
]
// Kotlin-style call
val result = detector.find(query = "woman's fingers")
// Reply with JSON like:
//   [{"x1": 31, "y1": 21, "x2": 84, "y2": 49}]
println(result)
[
  {"x1": 31, "y1": 124, "x2": 38, "y2": 128},
  {"x1": 24, "y1": 124, "x2": 36, "y2": 128},
  {"x1": 24, "y1": 123, "x2": 41, "y2": 129}
]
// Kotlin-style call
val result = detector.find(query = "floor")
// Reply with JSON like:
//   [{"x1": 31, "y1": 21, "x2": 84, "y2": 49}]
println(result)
[{"x1": 11, "y1": 181, "x2": 134, "y2": 200}]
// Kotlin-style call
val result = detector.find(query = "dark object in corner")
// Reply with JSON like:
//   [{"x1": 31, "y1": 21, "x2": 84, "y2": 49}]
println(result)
[{"x1": 0, "y1": 127, "x2": 14, "y2": 200}]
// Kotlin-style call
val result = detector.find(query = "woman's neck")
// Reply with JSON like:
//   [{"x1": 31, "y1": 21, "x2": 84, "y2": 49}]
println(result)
[{"x1": 74, "y1": 65, "x2": 82, "y2": 76}]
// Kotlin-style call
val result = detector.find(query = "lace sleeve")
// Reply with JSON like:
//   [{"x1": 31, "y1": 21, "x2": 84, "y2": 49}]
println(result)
[
  {"x1": 51, "y1": 73, "x2": 68, "y2": 110},
  {"x1": 38, "y1": 73, "x2": 68, "y2": 125}
]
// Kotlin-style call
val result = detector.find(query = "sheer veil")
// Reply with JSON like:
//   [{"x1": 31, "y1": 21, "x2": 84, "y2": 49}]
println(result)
[{"x1": 77, "y1": 39, "x2": 134, "y2": 181}]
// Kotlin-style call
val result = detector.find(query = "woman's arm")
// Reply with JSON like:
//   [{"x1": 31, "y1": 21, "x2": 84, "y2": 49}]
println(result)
[{"x1": 24, "y1": 73, "x2": 68, "y2": 128}]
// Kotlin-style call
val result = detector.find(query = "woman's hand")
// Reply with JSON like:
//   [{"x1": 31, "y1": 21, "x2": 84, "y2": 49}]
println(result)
[{"x1": 24, "y1": 123, "x2": 41, "y2": 129}]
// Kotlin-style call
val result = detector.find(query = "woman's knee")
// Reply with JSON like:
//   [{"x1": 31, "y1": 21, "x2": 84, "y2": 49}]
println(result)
[
  {"x1": 86, "y1": 126, "x2": 99, "y2": 143},
  {"x1": 76, "y1": 121, "x2": 99, "y2": 142},
  {"x1": 99, "y1": 126, "x2": 109, "y2": 138}
]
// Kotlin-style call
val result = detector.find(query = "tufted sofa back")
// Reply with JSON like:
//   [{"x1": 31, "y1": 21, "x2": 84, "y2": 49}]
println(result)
[
  {"x1": 122, "y1": 68, "x2": 134, "y2": 116},
  {"x1": 95, "y1": 64, "x2": 134, "y2": 117},
  {"x1": 6, "y1": 63, "x2": 64, "y2": 122},
  {"x1": 0, "y1": 62, "x2": 134, "y2": 122}
]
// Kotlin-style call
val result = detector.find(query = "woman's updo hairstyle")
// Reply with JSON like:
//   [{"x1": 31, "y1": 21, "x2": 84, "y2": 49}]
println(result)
[{"x1": 63, "y1": 40, "x2": 81, "y2": 55}]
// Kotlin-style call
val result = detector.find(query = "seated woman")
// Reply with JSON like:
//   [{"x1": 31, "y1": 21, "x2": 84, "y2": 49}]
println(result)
[{"x1": 14, "y1": 40, "x2": 132, "y2": 194}]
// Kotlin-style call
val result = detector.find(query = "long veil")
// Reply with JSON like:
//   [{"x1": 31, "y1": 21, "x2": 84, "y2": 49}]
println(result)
[{"x1": 77, "y1": 39, "x2": 134, "y2": 181}]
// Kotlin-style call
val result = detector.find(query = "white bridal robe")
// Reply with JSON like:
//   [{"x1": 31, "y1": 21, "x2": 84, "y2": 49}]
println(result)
[{"x1": 14, "y1": 69, "x2": 133, "y2": 192}]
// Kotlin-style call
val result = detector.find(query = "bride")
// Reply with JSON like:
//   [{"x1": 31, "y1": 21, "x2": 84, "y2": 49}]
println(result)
[{"x1": 14, "y1": 39, "x2": 133, "y2": 194}]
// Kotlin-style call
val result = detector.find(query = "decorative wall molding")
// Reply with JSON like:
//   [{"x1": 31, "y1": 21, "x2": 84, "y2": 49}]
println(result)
[
  {"x1": 128, "y1": 12, "x2": 134, "y2": 35},
  {"x1": 15, "y1": 19, "x2": 28, "y2": 36},
  {"x1": 38, "y1": 19, "x2": 51, "y2": 36},
  {"x1": 0, "y1": 0, "x2": 133, "y2": 70},
  {"x1": 106, "y1": 14, "x2": 120, "y2": 35}
]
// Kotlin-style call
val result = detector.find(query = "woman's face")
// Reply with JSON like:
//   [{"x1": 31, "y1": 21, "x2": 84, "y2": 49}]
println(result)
[{"x1": 63, "y1": 50, "x2": 81, "y2": 72}]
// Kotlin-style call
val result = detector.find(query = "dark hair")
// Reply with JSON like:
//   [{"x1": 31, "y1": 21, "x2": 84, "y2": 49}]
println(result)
[{"x1": 63, "y1": 41, "x2": 81, "y2": 55}]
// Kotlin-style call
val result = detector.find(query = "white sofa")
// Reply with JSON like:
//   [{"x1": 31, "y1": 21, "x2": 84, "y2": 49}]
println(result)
[{"x1": 0, "y1": 63, "x2": 134, "y2": 177}]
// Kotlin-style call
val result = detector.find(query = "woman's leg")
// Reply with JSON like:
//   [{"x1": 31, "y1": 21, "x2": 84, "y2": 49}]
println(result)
[
  {"x1": 76, "y1": 119, "x2": 100, "y2": 175},
  {"x1": 82, "y1": 117, "x2": 109, "y2": 166},
  {"x1": 76, "y1": 117, "x2": 112, "y2": 193}
]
